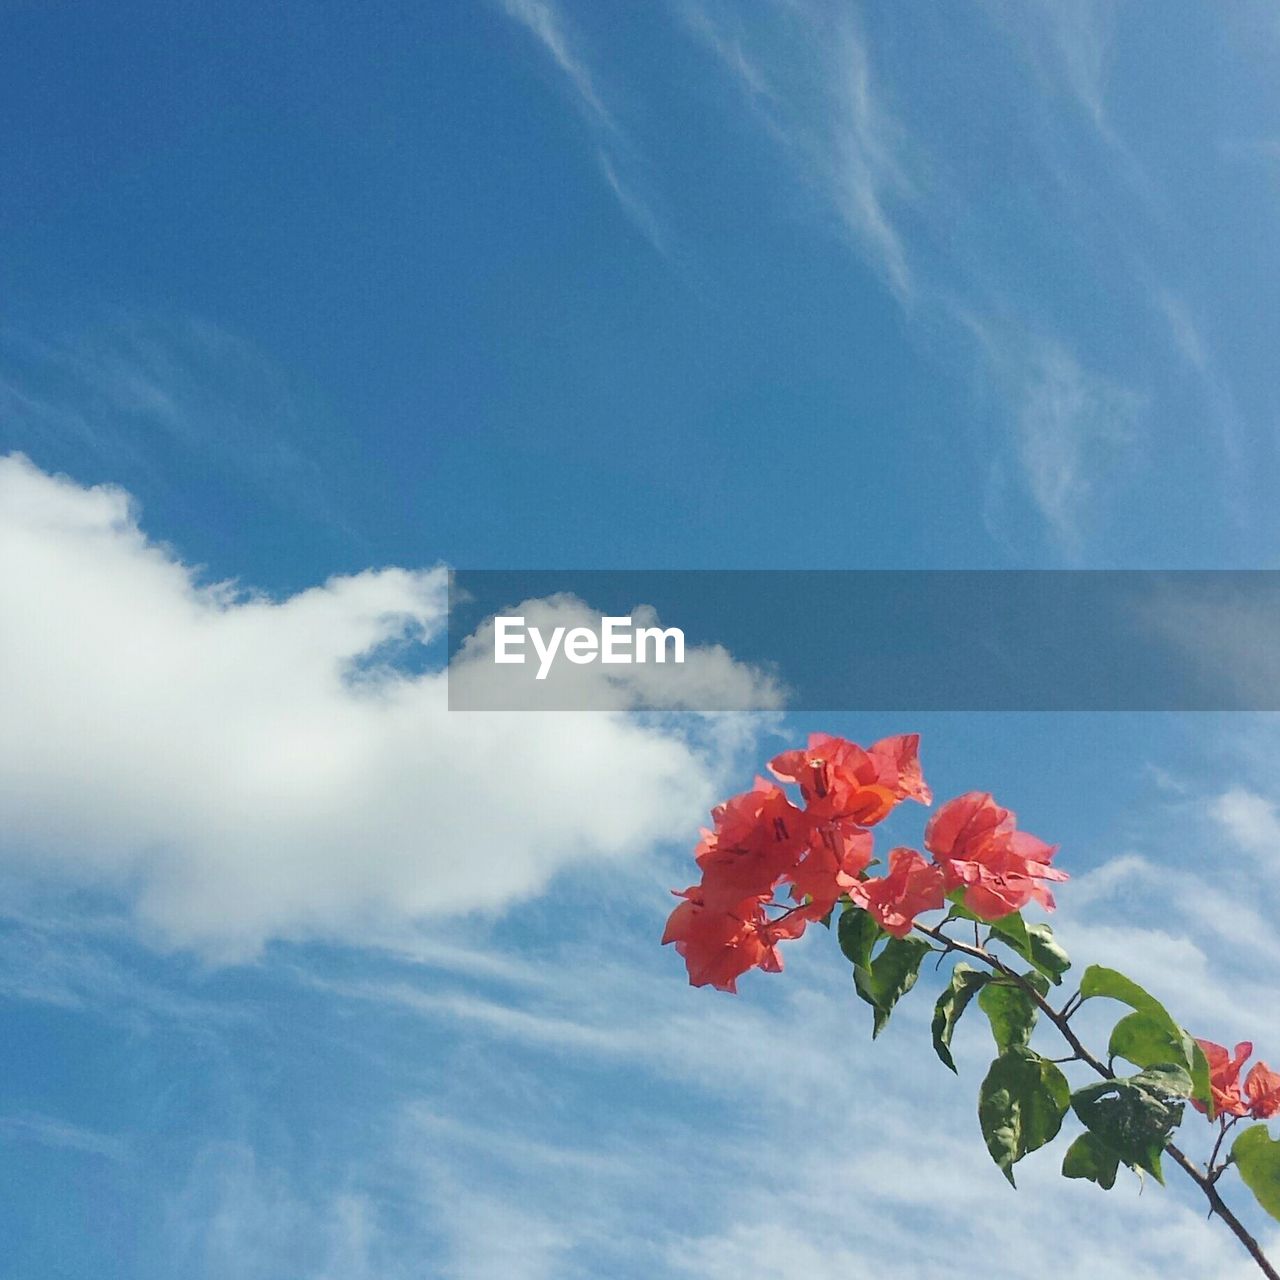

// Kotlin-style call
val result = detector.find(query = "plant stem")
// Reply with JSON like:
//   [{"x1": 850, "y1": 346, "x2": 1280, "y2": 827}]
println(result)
[
  {"x1": 914, "y1": 921, "x2": 1280, "y2": 1280},
  {"x1": 1208, "y1": 1115, "x2": 1241, "y2": 1183}
]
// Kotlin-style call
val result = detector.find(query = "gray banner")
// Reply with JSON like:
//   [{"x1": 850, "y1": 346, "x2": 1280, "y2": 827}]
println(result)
[{"x1": 447, "y1": 570, "x2": 1280, "y2": 711}]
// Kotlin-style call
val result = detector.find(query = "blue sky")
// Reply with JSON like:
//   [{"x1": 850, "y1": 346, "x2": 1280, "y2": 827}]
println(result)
[{"x1": 4, "y1": 2, "x2": 1280, "y2": 1277}]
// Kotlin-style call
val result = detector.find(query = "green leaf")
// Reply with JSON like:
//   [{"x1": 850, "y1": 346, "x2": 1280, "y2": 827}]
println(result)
[
  {"x1": 1079, "y1": 966, "x2": 1212, "y2": 1114},
  {"x1": 1109, "y1": 1012, "x2": 1191, "y2": 1075},
  {"x1": 1025, "y1": 924, "x2": 1071, "y2": 983},
  {"x1": 1079, "y1": 966, "x2": 1170, "y2": 1016},
  {"x1": 979, "y1": 971, "x2": 1050, "y2": 1054},
  {"x1": 838, "y1": 905, "x2": 882, "y2": 969},
  {"x1": 946, "y1": 891, "x2": 1030, "y2": 942},
  {"x1": 932, "y1": 964, "x2": 991, "y2": 1072},
  {"x1": 987, "y1": 910, "x2": 1032, "y2": 956},
  {"x1": 853, "y1": 935, "x2": 932, "y2": 1038},
  {"x1": 1070, "y1": 1067, "x2": 1189, "y2": 1184},
  {"x1": 942, "y1": 895, "x2": 1068, "y2": 986},
  {"x1": 989, "y1": 921, "x2": 1070, "y2": 986},
  {"x1": 1062, "y1": 1131, "x2": 1121, "y2": 1190},
  {"x1": 1139, "y1": 1062, "x2": 1195, "y2": 1096},
  {"x1": 1189, "y1": 1039, "x2": 1213, "y2": 1117},
  {"x1": 978, "y1": 1047, "x2": 1071, "y2": 1185},
  {"x1": 943, "y1": 888, "x2": 982, "y2": 922},
  {"x1": 1233, "y1": 1125, "x2": 1280, "y2": 1223}
]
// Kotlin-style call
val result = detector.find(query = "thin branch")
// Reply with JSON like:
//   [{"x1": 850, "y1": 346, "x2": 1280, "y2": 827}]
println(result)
[
  {"x1": 912, "y1": 920, "x2": 1280, "y2": 1280},
  {"x1": 1208, "y1": 1115, "x2": 1243, "y2": 1184},
  {"x1": 1059, "y1": 990, "x2": 1084, "y2": 1021}
]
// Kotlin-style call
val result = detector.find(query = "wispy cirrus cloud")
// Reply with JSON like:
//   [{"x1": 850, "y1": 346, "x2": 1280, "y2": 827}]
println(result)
[
  {"x1": 165, "y1": 1142, "x2": 409, "y2": 1280},
  {"x1": 286, "y1": 861, "x2": 1280, "y2": 1279},
  {"x1": 674, "y1": 1, "x2": 1274, "y2": 563},
  {"x1": 676, "y1": 1, "x2": 1153, "y2": 555},
  {"x1": 497, "y1": 0, "x2": 612, "y2": 130},
  {"x1": 680, "y1": 0, "x2": 914, "y2": 301},
  {"x1": 972, "y1": 2, "x2": 1262, "y2": 542},
  {"x1": 969, "y1": 325, "x2": 1145, "y2": 555},
  {"x1": 493, "y1": 0, "x2": 669, "y2": 254},
  {"x1": 0, "y1": 315, "x2": 343, "y2": 528},
  {"x1": 12, "y1": 712, "x2": 1280, "y2": 1279},
  {"x1": 1149, "y1": 284, "x2": 1247, "y2": 491},
  {"x1": 979, "y1": 0, "x2": 1118, "y2": 135},
  {"x1": 0, "y1": 1112, "x2": 131, "y2": 1163}
]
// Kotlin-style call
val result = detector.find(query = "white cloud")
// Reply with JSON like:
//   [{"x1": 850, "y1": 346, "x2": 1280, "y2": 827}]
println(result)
[
  {"x1": 0, "y1": 1112, "x2": 130, "y2": 1162},
  {"x1": 494, "y1": 0, "x2": 668, "y2": 254},
  {"x1": 1156, "y1": 288, "x2": 1208, "y2": 374},
  {"x1": 597, "y1": 149, "x2": 669, "y2": 256},
  {"x1": 970, "y1": 327, "x2": 1144, "y2": 553},
  {"x1": 1215, "y1": 787, "x2": 1280, "y2": 861},
  {"x1": 0, "y1": 315, "x2": 342, "y2": 527},
  {"x1": 166, "y1": 1142, "x2": 406, "y2": 1280},
  {"x1": 980, "y1": 0, "x2": 1117, "y2": 133},
  {"x1": 0, "y1": 454, "x2": 772, "y2": 959},
  {"x1": 822, "y1": 19, "x2": 914, "y2": 302},
  {"x1": 1148, "y1": 285, "x2": 1248, "y2": 484},
  {"x1": 17, "y1": 704, "x2": 1280, "y2": 1276},
  {"x1": 497, "y1": 0, "x2": 611, "y2": 130},
  {"x1": 325, "y1": 911, "x2": 1280, "y2": 1280},
  {"x1": 680, "y1": 3, "x2": 1157, "y2": 555},
  {"x1": 681, "y1": 0, "x2": 914, "y2": 300},
  {"x1": 285, "y1": 738, "x2": 1280, "y2": 1279}
]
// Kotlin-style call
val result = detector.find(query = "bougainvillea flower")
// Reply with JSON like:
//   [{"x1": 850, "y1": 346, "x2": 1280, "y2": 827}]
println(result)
[
  {"x1": 849, "y1": 847, "x2": 946, "y2": 938},
  {"x1": 952, "y1": 860, "x2": 1040, "y2": 919},
  {"x1": 1246, "y1": 1061, "x2": 1280, "y2": 1120},
  {"x1": 709, "y1": 777, "x2": 807, "y2": 852},
  {"x1": 867, "y1": 733, "x2": 933, "y2": 806},
  {"x1": 924, "y1": 791, "x2": 1014, "y2": 863},
  {"x1": 694, "y1": 777, "x2": 809, "y2": 908},
  {"x1": 661, "y1": 890, "x2": 770, "y2": 992},
  {"x1": 946, "y1": 840, "x2": 1066, "y2": 918},
  {"x1": 925, "y1": 791, "x2": 1066, "y2": 918},
  {"x1": 768, "y1": 733, "x2": 927, "y2": 825},
  {"x1": 1005, "y1": 831, "x2": 1067, "y2": 908},
  {"x1": 661, "y1": 889, "x2": 808, "y2": 993},
  {"x1": 788, "y1": 819, "x2": 875, "y2": 915},
  {"x1": 1192, "y1": 1039, "x2": 1254, "y2": 1117}
]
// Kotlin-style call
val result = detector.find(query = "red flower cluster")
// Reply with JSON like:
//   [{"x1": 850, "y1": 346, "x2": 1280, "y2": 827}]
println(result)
[
  {"x1": 1193, "y1": 1039, "x2": 1280, "y2": 1121},
  {"x1": 663, "y1": 733, "x2": 1066, "y2": 991}
]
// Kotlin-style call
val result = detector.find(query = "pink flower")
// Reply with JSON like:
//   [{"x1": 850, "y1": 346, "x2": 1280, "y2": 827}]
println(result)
[
  {"x1": 1192, "y1": 1039, "x2": 1253, "y2": 1118},
  {"x1": 768, "y1": 733, "x2": 929, "y2": 826},
  {"x1": 694, "y1": 778, "x2": 809, "y2": 909},
  {"x1": 925, "y1": 792, "x2": 1066, "y2": 920},
  {"x1": 788, "y1": 819, "x2": 875, "y2": 915},
  {"x1": 661, "y1": 889, "x2": 810, "y2": 993},
  {"x1": 1246, "y1": 1061, "x2": 1280, "y2": 1120},
  {"x1": 866, "y1": 733, "x2": 933, "y2": 806},
  {"x1": 851, "y1": 848, "x2": 946, "y2": 938}
]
